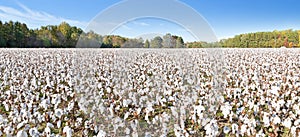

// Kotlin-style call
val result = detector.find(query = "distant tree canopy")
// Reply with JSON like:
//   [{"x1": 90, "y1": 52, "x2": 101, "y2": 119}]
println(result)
[
  {"x1": 220, "y1": 29, "x2": 300, "y2": 48},
  {"x1": 0, "y1": 20, "x2": 300, "y2": 48},
  {"x1": 0, "y1": 20, "x2": 83, "y2": 48},
  {"x1": 0, "y1": 20, "x2": 186, "y2": 48}
]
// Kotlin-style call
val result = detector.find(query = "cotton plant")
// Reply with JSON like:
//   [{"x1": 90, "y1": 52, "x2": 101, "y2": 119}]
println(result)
[{"x1": 1, "y1": 49, "x2": 300, "y2": 136}]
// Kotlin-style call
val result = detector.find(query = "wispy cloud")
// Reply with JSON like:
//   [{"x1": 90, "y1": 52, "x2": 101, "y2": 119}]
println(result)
[
  {"x1": 133, "y1": 21, "x2": 150, "y2": 26},
  {"x1": 120, "y1": 24, "x2": 132, "y2": 30},
  {"x1": 0, "y1": 2, "x2": 88, "y2": 29}
]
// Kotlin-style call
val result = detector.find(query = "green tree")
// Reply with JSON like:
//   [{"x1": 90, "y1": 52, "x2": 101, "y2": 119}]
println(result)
[
  {"x1": 0, "y1": 21, "x2": 6, "y2": 47},
  {"x1": 150, "y1": 36, "x2": 163, "y2": 48},
  {"x1": 144, "y1": 39, "x2": 150, "y2": 48},
  {"x1": 175, "y1": 37, "x2": 184, "y2": 48},
  {"x1": 163, "y1": 33, "x2": 174, "y2": 48}
]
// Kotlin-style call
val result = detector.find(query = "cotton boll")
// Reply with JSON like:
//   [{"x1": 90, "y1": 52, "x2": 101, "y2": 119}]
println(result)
[
  {"x1": 221, "y1": 102, "x2": 232, "y2": 118},
  {"x1": 17, "y1": 130, "x2": 28, "y2": 137},
  {"x1": 44, "y1": 126, "x2": 51, "y2": 136},
  {"x1": 294, "y1": 119, "x2": 300, "y2": 126},
  {"x1": 0, "y1": 114, "x2": 3, "y2": 123},
  {"x1": 263, "y1": 113, "x2": 270, "y2": 127},
  {"x1": 283, "y1": 118, "x2": 292, "y2": 128},
  {"x1": 29, "y1": 127, "x2": 39, "y2": 137},
  {"x1": 97, "y1": 130, "x2": 106, "y2": 137},
  {"x1": 55, "y1": 109, "x2": 63, "y2": 118},
  {"x1": 17, "y1": 121, "x2": 26, "y2": 129},
  {"x1": 290, "y1": 126, "x2": 297, "y2": 137},
  {"x1": 124, "y1": 112, "x2": 130, "y2": 120},
  {"x1": 273, "y1": 115, "x2": 281, "y2": 125},
  {"x1": 57, "y1": 120, "x2": 62, "y2": 128},
  {"x1": 240, "y1": 124, "x2": 247, "y2": 136},
  {"x1": 63, "y1": 125, "x2": 73, "y2": 137},
  {"x1": 223, "y1": 126, "x2": 230, "y2": 134}
]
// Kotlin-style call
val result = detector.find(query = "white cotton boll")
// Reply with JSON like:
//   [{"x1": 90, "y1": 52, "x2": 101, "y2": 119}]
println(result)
[
  {"x1": 161, "y1": 98, "x2": 167, "y2": 104},
  {"x1": 57, "y1": 120, "x2": 62, "y2": 128},
  {"x1": 132, "y1": 131, "x2": 138, "y2": 137},
  {"x1": 221, "y1": 102, "x2": 232, "y2": 118},
  {"x1": 55, "y1": 109, "x2": 63, "y2": 118},
  {"x1": 47, "y1": 123, "x2": 54, "y2": 128},
  {"x1": 204, "y1": 124, "x2": 213, "y2": 136},
  {"x1": 223, "y1": 126, "x2": 230, "y2": 134},
  {"x1": 174, "y1": 124, "x2": 181, "y2": 137},
  {"x1": 294, "y1": 119, "x2": 300, "y2": 126},
  {"x1": 63, "y1": 126, "x2": 73, "y2": 137},
  {"x1": 109, "y1": 105, "x2": 114, "y2": 117},
  {"x1": 67, "y1": 101, "x2": 74, "y2": 111},
  {"x1": 44, "y1": 126, "x2": 51, "y2": 136},
  {"x1": 283, "y1": 118, "x2": 292, "y2": 128},
  {"x1": 291, "y1": 126, "x2": 297, "y2": 137},
  {"x1": 270, "y1": 86, "x2": 279, "y2": 96},
  {"x1": 123, "y1": 99, "x2": 131, "y2": 107},
  {"x1": 124, "y1": 112, "x2": 130, "y2": 120},
  {"x1": 170, "y1": 107, "x2": 178, "y2": 119},
  {"x1": 145, "y1": 113, "x2": 149, "y2": 123},
  {"x1": 273, "y1": 115, "x2": 281, "y2": 125},
  {"x1": 231, "y1": 123, "x2": 238, "y2": 134},
  {"x1": 40, "y1": 99, "x2": 48, "y2": 110},
  {"x1": 169, "y1": 96, "x2": 175, "y2": 102},
  {"x1": 125, "y1": 128, "x2": 131, "y2": 135},
  {"x1": 165, "y1": 90, "x2": 172, "y2": 96},
  {"x1": 0, "y1": 114, "x2": 3, "y2": 123},
  {"x1": 240, "y1": 124, "x2": 247, "y2": 135},
  {"x1": 3, "y1": 102, "x2": 10, "y2": 111},
  {"x1": 99, "y1": 103, "x2": 105, "y2": 114},
  {"x1": 106, "y1": 87, "x2": 111, "y2": 93},
  {"x1": 256, "y1": 129, "x2": 265, "y2": 137},
  {"x1": 4, "y1": 126, "x2": 13, "y2": 136},
  {"x1": 194, "y1": 105, "x2": 205, "y2": 117},
  {"x1": 17, "y1": 121, "x2": 26, "y2": 129},
  {"x1": 76, "y1": 118, "x2": 83, "y2": 126},
  {"x1": 236, "y1": 107, "x2": 244, "y2": 115},
  {"x1": 97, "y1": 130, "x2": 106, "y2": 137},
  {"x1": 97, "y1": 83, "x2": 102, "y2": 89},
  {"x1": 17, "y1": 130, "x2": 28, "y2": 137},
  {"x1": 136, "y1": 108, "x2": 141, "y2": 115},
  {"x1": 263, "y1": 113, "x2": 270, "y2": 127},
  {"x1": 29, "y1": 127, "x2": 39, "y2": 137}
]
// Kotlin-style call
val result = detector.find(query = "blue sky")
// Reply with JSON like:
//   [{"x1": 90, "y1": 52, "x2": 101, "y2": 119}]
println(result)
[{"x1": 1, "y1": 0, "x2": 300, "y2": 42}]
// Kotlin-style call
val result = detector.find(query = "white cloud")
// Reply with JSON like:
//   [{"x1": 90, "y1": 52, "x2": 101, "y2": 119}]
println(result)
[
  {"x1": 0, "y1": 3, "x2": 88, "y2": 29},
  {"x1": 120, "y1": 24, "x2": 132, "y2": 30},
  {"x1": 133, "y1": 21, "x2": 150, "y2": 26}
]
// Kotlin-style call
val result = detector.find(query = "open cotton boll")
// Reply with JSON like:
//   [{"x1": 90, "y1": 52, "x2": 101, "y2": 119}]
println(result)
[
  {"x1": 57, "y1": 120, "x2": 62, "y2": 128},
  {"x1": 283, "y1": 118, "x2": 292, "y2": 128},
  {"x1": 221, "y1": 102, "x2": 232, "y2": 118},
  {"x1": 29, "y1": 127, "x2": 39, "y2": 137},
  {"x1": 223, "y1": 126, "x2": 230, "y2": 134},
  {"x1": 97, "y1": 130, "x2": 106, "y2": 137},
  {"x1": 55, "y1": 109, "x2": 63, "y2": 118},
  {"x1": 263, "y1": 113, "x2": 270, "y2": 127},
  {"x1": 17, "y1": 130, "x2": 28, "y2": 137},
  {"x1": 0, "y1": 114, "x2": 3, "y2": 123},
  {"x1": 294, "y1": 119, "x2": 300, "y2": 126},
  {"x1": 273, "y1": 115, "x2": 281, "y2": 125},
  {"x1": 44, "y1": 126, "x2": 51, "y2": 136},
  {"x1": 63, "y1": 125, "x2": 73, "y2": 137}
]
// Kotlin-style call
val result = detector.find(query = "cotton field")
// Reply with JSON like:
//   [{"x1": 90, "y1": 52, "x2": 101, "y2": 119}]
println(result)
[{"x1": 0, "y1": 48, "x2": 300, "y2": 137}]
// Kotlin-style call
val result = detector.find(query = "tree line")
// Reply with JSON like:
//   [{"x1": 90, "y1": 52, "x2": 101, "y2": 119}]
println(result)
[
  {"x1": 0, "y1": 20, "x2": 185, "y2": 48},
  {"x1": 1, "y1": 20, "x2": 300, "y2": 48},
  {"x1": 219, "y1": 29, "x2": 300, "y2": 48}
]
